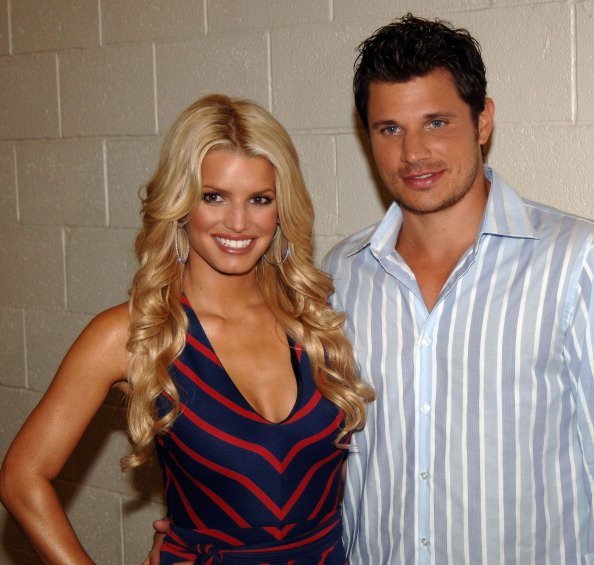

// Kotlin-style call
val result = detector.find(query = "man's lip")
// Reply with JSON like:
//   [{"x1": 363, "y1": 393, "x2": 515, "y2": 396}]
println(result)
[{"x1": 401, "y1": 170, "x2": 444, "y2": 188}]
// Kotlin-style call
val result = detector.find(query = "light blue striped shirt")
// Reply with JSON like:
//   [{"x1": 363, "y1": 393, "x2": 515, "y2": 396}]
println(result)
[{"x1": 324, "y1": 167, "x2": 594, "y2": 564}]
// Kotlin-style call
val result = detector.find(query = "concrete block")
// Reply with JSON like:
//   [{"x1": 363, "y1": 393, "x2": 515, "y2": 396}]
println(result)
[
  {"x1": 0, "y1": 0, "x2": 8, "y2": 54},
  {"x1": 107, "y1": 136, "x2": 163, "y2": 228},
  {"x1": 17, "y1": 139, "x2": 105, "y2": 226},
  {"x1": 59, "y1": 397, "x2": 164, "y2": 503},
  {"x1": 102, "y1": 0, "x2": 205, "y2": 44},
  {"x1": 0, "y1": 507, "x2": 38, "y2": 564},
  {"x1": 11, "y1": 0, "x2": 99, "y2": 54},
  {"x1": 489, "y1": 0, "x2": 560, "y2": 6},
  {"x1": 60, "y1": 44, "x2": 155, "y2": 136},
  {"x1": 316, "y1": 234, "x2": 352, "y2": 267},
  {"x1": 60, "y1": 403, "x2": 133, "y2": 496},
  {"x1": 292, "y1": 134, "x2": 338, "y2": 237},
  {"x1": 334, "y1": 0, "x2": 489, "y2": 23},
  {"x1": 156, "y1": 33, "x2": 269, "y2": 133},
  {"x1": 0, "y1": 224, "x2": 64, "y2": 309},
  {"x1": 488, "y1": 124, "x2": 594, "y2": 220},
  {"x1": 0, "y1": 143, "x2": 17, "y2": 224},
  {"x1": 209, "y1": 0, "x2": 330, "y2": 33},
  {"x1": 0, "y1": 308, "x2": 25, "y2": 387},
  {"x1": 448, "y1": 5, "x2": 572, "y2": 124},
  {"x1": 54, "y1": 480, "x2": 123, "y2": 563},
  {"x1": 0, "y1": 53, "x2": 59, "y2": 140},
  {"x1": 122, "y1": 496, "x2": 167, "y2": 564},
  {"x1": 336, "y1": 133, "x2": 391, "y2": 235},
  {"x1": 577, "y1": 2, "x2": 594, "y2": 123},
  {"x1": 271, "y1": 22, "x2": 370, "y2": 130},
  {"x1": 0, "y1": 387, "x2": 42, "y2": 460},
  {"x1": 65, "y1": 227, "x2": 137, "y2": 314},
  {"x1": 25, "y1": 308, "x2": 91, "y2": 392}
]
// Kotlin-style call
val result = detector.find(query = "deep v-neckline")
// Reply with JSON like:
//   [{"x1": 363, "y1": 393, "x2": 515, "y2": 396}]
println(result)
[{"x1": 183, "y1": 297, "x2": 302, "y2": 425}]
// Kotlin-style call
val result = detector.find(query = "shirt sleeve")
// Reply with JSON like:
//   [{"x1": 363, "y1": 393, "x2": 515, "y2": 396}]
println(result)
[{"x1": 564, "y1": 240, "x2": 594, "y2": 561}]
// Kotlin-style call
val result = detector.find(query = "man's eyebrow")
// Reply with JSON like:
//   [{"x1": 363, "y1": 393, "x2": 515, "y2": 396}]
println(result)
[
  {"x1": 425, "y1": 112, "x2": 456, "y2": 119},
  {"x1": 370, "y1": 119, "x2": 398, "y2": 130}
]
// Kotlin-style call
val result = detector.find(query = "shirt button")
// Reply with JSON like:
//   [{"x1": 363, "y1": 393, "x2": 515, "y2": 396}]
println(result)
[
  {"x1": 421, "y1": 403, "x2": 431, "y2": 414},
  {"x1": 421, "y1": 336, "x2": 431, "y2": 346},
  {"x1": 420, "y1": 537, "x2": 430, "y2": 547},
  {"x1": 420, "y1": 471, "x2": 430, "y2": 481}
]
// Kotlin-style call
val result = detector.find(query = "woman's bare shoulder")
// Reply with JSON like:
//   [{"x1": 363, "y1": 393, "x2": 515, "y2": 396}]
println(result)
[
  {"x1": 69, "y1": 302, "x2": 131, "y2": 383},
  {"x1": 87, "y1": 302, "x2": 130, "y2": 338}
]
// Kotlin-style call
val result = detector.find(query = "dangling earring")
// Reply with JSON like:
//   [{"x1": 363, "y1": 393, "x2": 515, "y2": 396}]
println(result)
[
  {"x1": 262, "y1": 224, "x2": 293, "y2": 267},
  {"x1": 174, "y1": 221, "x2": 188, "y2": 264}
]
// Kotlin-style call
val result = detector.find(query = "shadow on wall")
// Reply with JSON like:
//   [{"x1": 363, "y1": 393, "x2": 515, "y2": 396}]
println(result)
[
  {"x1": 1, "y1": 388, "x2": 163, "y2": 563},
  {"x1": 352, "y1": 106, "x2": 398, "y2": 213}
]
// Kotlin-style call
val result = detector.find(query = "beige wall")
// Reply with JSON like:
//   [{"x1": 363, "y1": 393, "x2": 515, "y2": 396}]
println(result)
[{"x1": 0, "y1": 0, "x2": 593, "y2": 563}]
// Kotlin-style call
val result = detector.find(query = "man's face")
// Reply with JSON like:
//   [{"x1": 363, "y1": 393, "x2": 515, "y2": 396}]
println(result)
[{"x1": 367, "y1": 68, "x2": 493, "y2": 216}]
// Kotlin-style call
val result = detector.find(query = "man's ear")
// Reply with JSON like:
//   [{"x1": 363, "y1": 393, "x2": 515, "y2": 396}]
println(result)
[{"x1": 478, "y1": 97, "x2": 495, "y2": 146}]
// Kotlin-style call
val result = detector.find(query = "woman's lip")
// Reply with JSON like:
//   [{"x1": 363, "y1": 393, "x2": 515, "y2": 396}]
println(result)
[{"x1": 212, "y1": 236, "x2": 255, "y2": 252}]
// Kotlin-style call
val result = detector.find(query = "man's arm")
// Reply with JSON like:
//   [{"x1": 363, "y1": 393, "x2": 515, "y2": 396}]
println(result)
[{"x1": 564, "y1": 241, "x2": 594, "y2": 560}]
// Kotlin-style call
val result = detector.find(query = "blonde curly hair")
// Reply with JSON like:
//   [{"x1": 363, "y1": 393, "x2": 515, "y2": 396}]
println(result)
[{"x1": 123, "y1": 94, "x2": 374, "y2": 468}]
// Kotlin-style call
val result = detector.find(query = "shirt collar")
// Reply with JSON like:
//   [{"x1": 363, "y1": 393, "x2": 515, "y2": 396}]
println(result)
[
  {"x1": 344, "y1": 166, "x2": 536, "y2": 259},
  {"x1": 479, "y1": 166, "x2": 536, "y2": 240}
]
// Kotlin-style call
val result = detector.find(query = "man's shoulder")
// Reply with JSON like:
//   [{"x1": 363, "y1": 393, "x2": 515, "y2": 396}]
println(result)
[
  {"x1": 322, "y1": 224, "x2": 377, "y2": 273},
  {"x1": 522, "y1": 197, "x2": 594, "y2": 241}
]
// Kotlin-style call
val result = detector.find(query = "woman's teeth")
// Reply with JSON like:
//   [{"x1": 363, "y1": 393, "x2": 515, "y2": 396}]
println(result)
[{"x1": 215, "y1": 237, "x2": 253, "y2": 249}]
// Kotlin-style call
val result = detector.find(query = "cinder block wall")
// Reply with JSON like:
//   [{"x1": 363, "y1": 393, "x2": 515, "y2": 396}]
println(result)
[{"x1": 0, "y1": 1, "x2": 592, "y2": 563}]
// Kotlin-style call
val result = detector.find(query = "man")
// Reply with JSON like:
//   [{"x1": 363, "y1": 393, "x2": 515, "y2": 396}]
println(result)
[
  {"x1": 323, "y1": 13, "x2": 594, "y2": 564},
  {"x1": 148, "y1": 14, "x2": 594, "y2": 564}
]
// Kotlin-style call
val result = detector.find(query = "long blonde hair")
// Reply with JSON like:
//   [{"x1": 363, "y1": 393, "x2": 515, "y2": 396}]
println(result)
[{"x1": 123, "y1": 94, "x2": 374, "y2": 468}]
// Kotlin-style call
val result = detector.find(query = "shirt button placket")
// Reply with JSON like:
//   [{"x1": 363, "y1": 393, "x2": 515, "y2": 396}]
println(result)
[{"x1": 418, "y1": 331, "x2": 433, "y2": 564}]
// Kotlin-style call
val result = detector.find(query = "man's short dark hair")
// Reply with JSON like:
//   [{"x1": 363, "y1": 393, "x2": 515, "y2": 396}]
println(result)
[{"x1": 354, "y1": 13, "x2": 487, "y2": 130}]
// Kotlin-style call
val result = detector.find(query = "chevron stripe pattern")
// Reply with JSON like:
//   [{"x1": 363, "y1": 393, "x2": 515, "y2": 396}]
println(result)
[{"x1": 154, "y1": 298, "x2": 349, "y2": 563}]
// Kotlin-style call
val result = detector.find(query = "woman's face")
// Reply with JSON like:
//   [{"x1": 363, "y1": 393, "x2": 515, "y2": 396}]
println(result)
[{"x1": 185, "y1": 150, "x2": 278, "y2": 278}]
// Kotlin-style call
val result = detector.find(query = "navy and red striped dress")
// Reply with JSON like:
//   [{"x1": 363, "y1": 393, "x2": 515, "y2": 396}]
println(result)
[{"x1": 154, "y1": 297, "x2": 348, "y2": 564}]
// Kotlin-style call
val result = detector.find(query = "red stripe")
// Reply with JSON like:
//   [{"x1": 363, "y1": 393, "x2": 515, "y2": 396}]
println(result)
[
  {"x1": 262, "y1": 523, "x2": 296, "y2": 540},
  {"x1": 319, "y1": 544, "x2": 335, "y2": 563},
  {"x1": 168, "y1": 431, "x2": 343, "y2": 520},
  {"x1": 167, "y1": 466, "x2": 206, "y2": 529},
  {"x1": 168, "y1": 529, "x2": 187, "y2": 547},
  {"x1": 278, "y1": 413, "x2": 344, "y2": 472},
  {"x1": 176, "y1": 399, "x2": 343, "y2": 473},
  {"x1": 220, "y1": 518, "x2": 340, "y2": 555},
  {"x1": 175, "y1": 359, "x2": 267, "y2": 423},
  {"x1": 308, "y1": 458, "x2": 342, "y2": 519},
  {"x1": 279, "y1": 449, "x2": 343, "y2": 518},
  {"x1": 293, "y1": 342, "x2": 303, "y2": 361},
  {"x1": 168, "y1": 450, "x2": 250, "y2": 528},
  {"x1": 169, "y1": 431, "x2": 283, "y2": 517},
  {"x1": 284, "y1": 389, "x2": 322, "y2": 423},
  {"x1": 186, "y1": 332, "x2": 222, "y2": 366},
  {"x1": 161, "y1": 540, "x2": 195, "y2": 560}
]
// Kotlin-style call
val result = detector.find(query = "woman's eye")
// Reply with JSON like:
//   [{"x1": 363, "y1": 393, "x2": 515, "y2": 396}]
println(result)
[
  {"x1": 202, "y1": 192, "x2": 223, "y2": 203},
  {"x1": 251, "y1": 195, "x2": 273, "y2": 205}
]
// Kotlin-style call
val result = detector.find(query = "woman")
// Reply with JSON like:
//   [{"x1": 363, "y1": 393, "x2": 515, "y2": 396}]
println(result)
[{"x1": 0, "y1": 94, "x2": 374, "y2": 563}]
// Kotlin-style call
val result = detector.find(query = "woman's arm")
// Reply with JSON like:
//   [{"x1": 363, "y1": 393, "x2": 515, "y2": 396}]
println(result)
[{"x1": 0, "y1": 302, "x2": 130, "y2": 564}]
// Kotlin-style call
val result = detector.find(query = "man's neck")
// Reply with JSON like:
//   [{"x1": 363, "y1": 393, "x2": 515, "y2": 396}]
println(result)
[{"x1": 395, "y1": 178, "x2": 490, "y2": 310}]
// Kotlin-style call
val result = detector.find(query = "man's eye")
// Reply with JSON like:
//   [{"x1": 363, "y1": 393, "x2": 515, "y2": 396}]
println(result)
[
  {"x1": 430, "y1": 119, "x2": 446, "y2": 128},
  {"x1": 382, "y1": 125, "x2": 398, "y2": 134}
]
